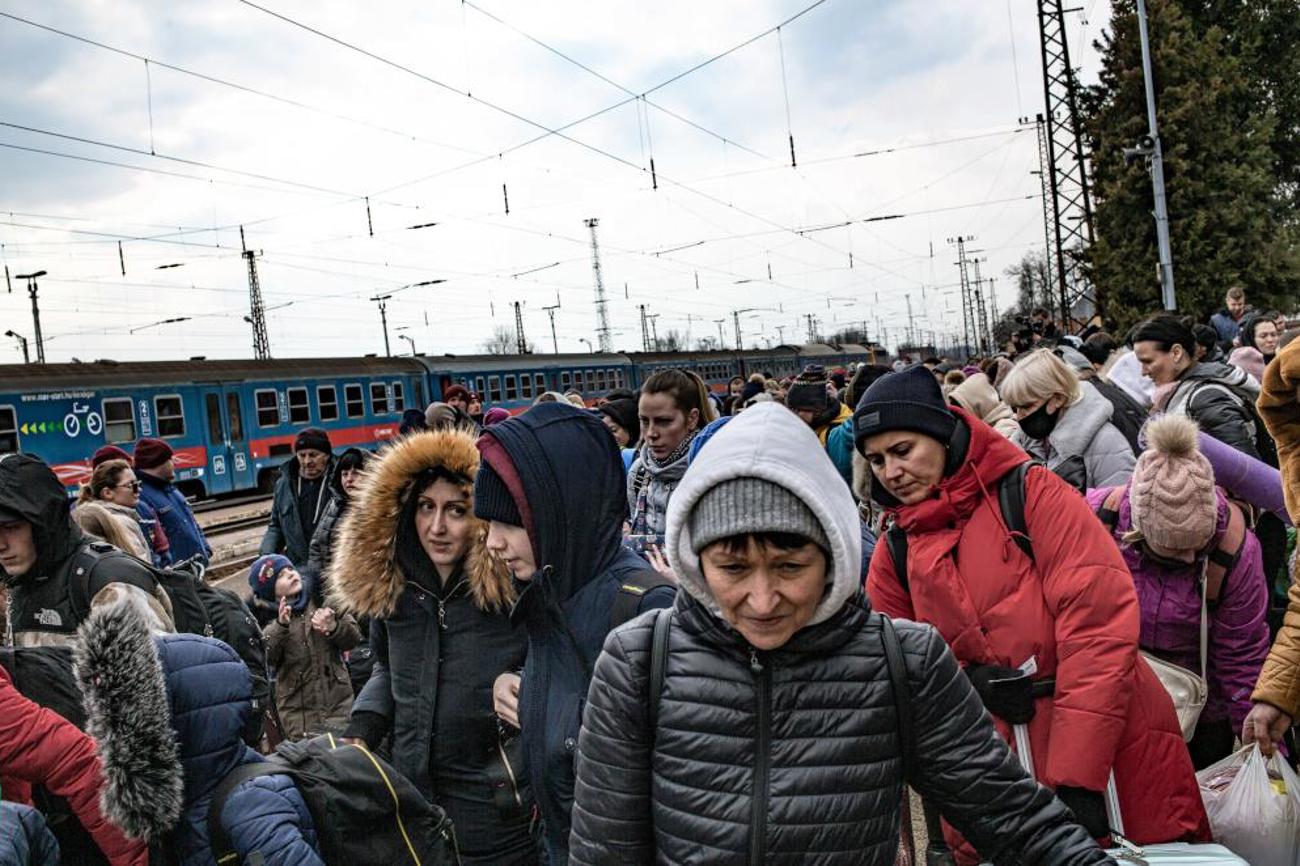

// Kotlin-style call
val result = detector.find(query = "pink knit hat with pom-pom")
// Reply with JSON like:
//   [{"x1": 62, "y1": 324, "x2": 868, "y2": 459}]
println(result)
[{"x1": 1129, "y1": 414, "x2": 1217, "y2": 552}]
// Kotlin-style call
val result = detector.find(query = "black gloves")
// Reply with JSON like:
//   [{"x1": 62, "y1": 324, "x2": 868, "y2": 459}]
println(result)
[
  {"x1": 963, "y1": 664, "x2": 1037, "y2": 725},
  {"x1": 1055, "y1": 785, "x2": 1110, "y2": 839}
]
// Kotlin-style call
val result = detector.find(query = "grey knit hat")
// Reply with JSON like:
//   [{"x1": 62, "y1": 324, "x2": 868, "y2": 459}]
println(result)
[{"x1": 688, "y1": 477, "x2": 829, "y2": 554}]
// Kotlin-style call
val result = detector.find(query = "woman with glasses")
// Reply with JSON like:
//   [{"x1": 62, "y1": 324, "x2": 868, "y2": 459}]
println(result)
[{"x1": 76, "y1": 459, "x2": 150, "y2": 559}]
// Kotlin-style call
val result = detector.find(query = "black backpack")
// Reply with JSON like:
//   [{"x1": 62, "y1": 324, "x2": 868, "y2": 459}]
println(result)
[
  {"x1": 208, "y1": 734, "x2": 460, "y2": 866},
  {"x1": 885, "y1": 462, "x2": 1038, "y2": 592},
  {"x1": 68, "y1": 542, "x2": 269, "y2": 744},
  {"x1": 1088, "y1": 379, "x2": 1146, "y2": 457},
  {"x1": 608, "y1": 568, "x2": 676, "y2": 631}
]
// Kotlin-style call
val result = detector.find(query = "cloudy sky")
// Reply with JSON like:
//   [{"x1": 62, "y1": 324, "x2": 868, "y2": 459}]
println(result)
[{"x1": 0, "y1": 0, "x2": 1112, "y2": 363}]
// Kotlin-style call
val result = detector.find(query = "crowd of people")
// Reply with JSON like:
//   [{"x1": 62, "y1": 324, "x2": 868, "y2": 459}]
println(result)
[{"x1": 2, "y1": 284, "x2": 1300, "y2": 864}]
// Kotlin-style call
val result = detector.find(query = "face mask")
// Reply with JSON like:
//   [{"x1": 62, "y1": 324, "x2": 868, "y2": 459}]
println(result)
[{"x1": 1018, "y1": 402, "x2": 1060, "y2": 441}]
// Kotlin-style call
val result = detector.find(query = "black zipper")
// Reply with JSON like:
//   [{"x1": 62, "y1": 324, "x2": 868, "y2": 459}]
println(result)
[
  {"x1": 750, "y1": 646, "x2": 770, "y2": 865},
  {"x1": 436, "y1": 576, "x2": 469, "y2": 630}
]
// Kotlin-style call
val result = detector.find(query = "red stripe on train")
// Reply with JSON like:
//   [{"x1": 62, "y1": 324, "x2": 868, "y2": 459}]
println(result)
[{"x1": 249, "y1": 423, "x2": 398, "y2": 458}]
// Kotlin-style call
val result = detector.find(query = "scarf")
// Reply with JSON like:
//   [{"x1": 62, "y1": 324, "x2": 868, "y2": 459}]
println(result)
[{"x1": 628, "y1": 430, "x2": 698, "y2": 538}]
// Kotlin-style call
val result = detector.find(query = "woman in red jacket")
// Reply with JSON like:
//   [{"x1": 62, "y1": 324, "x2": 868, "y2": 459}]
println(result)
[
  {"x1": 0, "y1": 662, "x2": 147, "y2": 866},
  {"x1": 858, "y1": 365, "x2": 1207, "y2": 860}
]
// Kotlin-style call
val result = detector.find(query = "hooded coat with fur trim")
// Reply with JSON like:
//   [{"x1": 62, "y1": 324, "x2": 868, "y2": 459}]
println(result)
[
  {"x1": 866, "y1": 409, "x2": 1209, "y2": 858},
  {"x1": 570, "y1": 404, "x2": 1108, "y2": 865},
  {"x1": 75, "y1": 601, "x2": 322, "y2": 866},
  {"x1": 328, "y1": 431, "x2": 536, "y2": 864}
]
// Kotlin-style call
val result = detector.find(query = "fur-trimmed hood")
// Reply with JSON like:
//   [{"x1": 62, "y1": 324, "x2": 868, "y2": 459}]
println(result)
[
  {"x1": 73, "y1": 600, "x2": 184, "y2": 842},
  {"x1": 328, "y1": 429, "x2": 512, "y2": 618}
]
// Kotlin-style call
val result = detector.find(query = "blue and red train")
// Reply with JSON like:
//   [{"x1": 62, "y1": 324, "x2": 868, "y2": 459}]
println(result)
[{"x1": 0, "y1": 343, "x2": 875, "y2": 497}]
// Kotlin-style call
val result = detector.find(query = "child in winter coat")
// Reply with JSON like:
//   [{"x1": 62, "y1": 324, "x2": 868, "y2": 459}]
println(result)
[{"x1": 250, "y1": 555, "x2": 360, "y2": 741}]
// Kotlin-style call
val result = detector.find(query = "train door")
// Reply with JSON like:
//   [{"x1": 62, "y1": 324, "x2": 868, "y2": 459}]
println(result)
[{"x1": 202, "y1": 387, "x2": 255, "y2": 494}]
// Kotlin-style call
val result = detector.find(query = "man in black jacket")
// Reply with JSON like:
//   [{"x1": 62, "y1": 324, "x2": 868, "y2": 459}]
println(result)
[
  {"x1": 259, "y1": 427, "x2": 335, "y2": 567},
  {"x1": 0, "y1": 453, "x2": 163, "y2": 647}
]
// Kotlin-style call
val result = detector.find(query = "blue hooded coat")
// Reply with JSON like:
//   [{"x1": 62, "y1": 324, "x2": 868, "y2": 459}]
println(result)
[
  {"x1": 76, "y1": 598, "x2": 322, "y2": 866},
  {"x1": 477, "y1": 403, "x2": 675, "y2": 864}
]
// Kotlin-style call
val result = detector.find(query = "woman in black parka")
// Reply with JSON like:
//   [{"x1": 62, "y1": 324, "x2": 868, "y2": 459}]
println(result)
[
  {"x1": 328, "y1": 429, "x2": 537, "y2": 865},
  {"x1": 569, "y1": 403, "x2": 1109, "y2": 865}
]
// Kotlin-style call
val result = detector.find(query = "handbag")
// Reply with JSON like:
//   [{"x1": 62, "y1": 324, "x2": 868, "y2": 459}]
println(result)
[{"x1": 1139, "y1": 561, "x2": 1210, "y2": 742}]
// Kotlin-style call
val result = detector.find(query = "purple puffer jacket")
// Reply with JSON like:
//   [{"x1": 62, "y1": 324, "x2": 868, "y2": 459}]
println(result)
[{"x1": 1085, "y1": 485, "x2": 1270, "y2": 731}]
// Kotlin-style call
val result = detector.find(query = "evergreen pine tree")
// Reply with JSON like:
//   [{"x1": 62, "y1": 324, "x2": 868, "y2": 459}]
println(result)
[{"x1": 1080, "y1": 0, "x2": 1298, "y2": 331}]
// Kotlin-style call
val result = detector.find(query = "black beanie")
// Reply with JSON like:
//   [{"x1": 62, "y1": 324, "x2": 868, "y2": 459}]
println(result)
[
  {"x1": 473, "y1": 459, "x2": 522, "y2": 527},
  {"x1": 737, "y1": 379, "x2": 765, "y2": 407},
  {"x1": 598, "y1": 398, "x2": 640, "y2": 447},
  {"x1": 294, "y1": 427, "x2": 332, "y2": 454},
  {"x1": 786, "y1": 365, "x2": 832, "y2": 412},
  {"x1": 853, "y1": 364, "x2": 957, "y2": 451}
]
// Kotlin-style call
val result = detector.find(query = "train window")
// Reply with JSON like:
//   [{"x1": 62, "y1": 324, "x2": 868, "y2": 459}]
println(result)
[
  {"x1": 560, "y1": 370, "x2": 571, "y2": 391},
  {"x1": 287, "y1": 387, "x2": 310, "y2": 424},
  {"x1": 370, "y1": 382, "x2": 390, "y2": 415},
  {"x1": 520, "y1": 373, "x2": 533, "y2": 400},
  {"x1": 488, "y1": 375, "x2": 502, "y2": 403},
  {"x1": 102, "y1": 398, "x2": 136, "y2": 443},
  {"x1": 596, "y1": 369, "x2": 607, "y2": 390},
  {"x1": 226, "y1": 393, "x2": 244, "y2": 441},
  {"x1": 534, "y1": 372, "x2": 546, "y2": 394},
  {"x1": 475, "y1": 377, "x2": 486, "y2": 399},
  {"x1": 392, "y1": 382, "x2": 405, "y2": 412},
  {"x1": 154, "y1": 395, "x2": 185, "y2": 438},
  {"x1": 344, "y1": 384, "x2": 364, "y2": 418},
  {"x1": 206, "y1": 394, "x2": 223, "y2": 444},
  {"x1": 0, "y1": 406, "x2": 16, "y2": 454},
  {"x1": 584, "y1": 369, "x2": 595, "y2": 392},
  {"x1": 256, "y1": 389, "x2": 280, "y2": 427},
  {"x1": 505, "y1": 375, "x2": 518, "y2": 401},
  {"x1": 317, "y1": 386, "x2": 339, "y2": 422}
]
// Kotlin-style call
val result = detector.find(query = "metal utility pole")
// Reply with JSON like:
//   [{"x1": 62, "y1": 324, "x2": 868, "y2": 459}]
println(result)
[
  {"x1": 513, "y1": 301, "x2": 528, "y2": 354},
  {"x1": 398, "y1": 334, "x2": 417, "y2": 356},
  {"x1": 370, "y1": 294, "x2": 393, "y2": 357},
  {"x1": 905, "y1": 294, "x2": 916, "y2": 347},
  {"x1": 14, "y1": 270, "x2": 46, "y2": 363},
  {"x1": 4, "y1": 329, "x2": 29, "y2": 364},
  {"x1": 542, "y1": 300, "x2": 561, "y2": 353},
  {"x1": 776, "y1": 324, "x2": 786, "y2": 344},
  {"x1": 585, "y1": 218, "x2": 612, "y2": 352},
  {"x1": 714, "y1": 319, "x2": 726, "y2": 349},
  {"x1": 971, "y1": 258, "x2": 991, "y2": 355},
  {"x1": 1031, "y1": 115, "x2": 1059, "y2": 323},
  {"x1": 1135, "y1": 0, "x2": 1176, "y2": 310},
  {"x1": 639, "y1": 304, "x2": 652, "y2": 352},
  {"x1": 1037, "y1": 0, "x2": 1099, "y2": 326},
  {"x1": 949, "y1": 237, "x2": 973, "y2": 356},
  {"x1": 648, "y1": 314, "x2": 660, "y2": 350},
  {"x1": 805, "y1": 314, "x2": 818, "y2": 343},
  {"x1": 239, "y1": 227, "x2": 271, "y2": 360}
]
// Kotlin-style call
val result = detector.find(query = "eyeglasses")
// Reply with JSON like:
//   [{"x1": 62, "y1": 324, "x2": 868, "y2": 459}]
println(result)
[{"x1": 116, "y1": 481, "x2": 143, "y2": 491}]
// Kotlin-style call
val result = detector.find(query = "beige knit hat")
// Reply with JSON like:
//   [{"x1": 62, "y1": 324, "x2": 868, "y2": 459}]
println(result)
[{"x1": 1129, "y1": 414, "x2": 1217, "y2": 552}]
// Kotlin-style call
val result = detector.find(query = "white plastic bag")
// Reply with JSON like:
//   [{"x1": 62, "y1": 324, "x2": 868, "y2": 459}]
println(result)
[{"x1": 1197, "y1": 744, "x2": 1300, "y2": 866}]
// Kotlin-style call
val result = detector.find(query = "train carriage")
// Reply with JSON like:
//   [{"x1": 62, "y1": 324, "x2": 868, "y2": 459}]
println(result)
[
  {"x1": 0, "y1": 342, "x2": 876, "y2": 498},
  {"x1": 0, "y1": 357, "x2": 424, "y2": 497}
]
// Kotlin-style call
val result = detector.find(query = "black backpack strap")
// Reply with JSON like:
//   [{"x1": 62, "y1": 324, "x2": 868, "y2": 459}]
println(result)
[
  {"x1": 647, "y1": 606, "x2": 673, "y2": 732},
  {"x1": 881, "y1": 614, "x2": 956, "y2": 863},
  {"x1": 207, "y1": 762, "x2": 286, "y2": 864},
  {"x1": 998, "y1": 462, "x2": 1035, "y2": 561},
  {"x1": 609, "y1": 569, "x2": 676, "y2": 631},
  {"x1": 1094, "y1": 486, "x2": 1125, "y2": 534},
  {"x1": 885, "y1": 525, "x2": 909, "y2": 594},
  {"x1": 879, "y1": 614, "x2": 913, "y2": 782}
]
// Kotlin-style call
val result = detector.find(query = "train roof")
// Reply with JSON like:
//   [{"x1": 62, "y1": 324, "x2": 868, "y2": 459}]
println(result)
[
  {"x1": 416, "y1": 352, "x2": 630, "y2": 372},
  {"x1": 0, "y1": 356, "x2": 424, "y2": 390}
]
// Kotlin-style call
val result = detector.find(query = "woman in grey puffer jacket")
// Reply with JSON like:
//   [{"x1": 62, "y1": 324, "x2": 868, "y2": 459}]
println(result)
[
  {"x1": 570, "y1": 403, "x2": 1108, "y2": 865},
  {"x1": 1002, "y1": 349, "x2": 1136, "y2": 488}
]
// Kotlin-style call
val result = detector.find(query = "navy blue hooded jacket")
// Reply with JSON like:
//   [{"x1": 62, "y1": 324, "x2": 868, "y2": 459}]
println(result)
[
  {"x1": 477, "y1": 402, "x2": 675, "y2": 864},
  {"x1": 77, "y1": 596, "x2": 323, "y2": 866}
]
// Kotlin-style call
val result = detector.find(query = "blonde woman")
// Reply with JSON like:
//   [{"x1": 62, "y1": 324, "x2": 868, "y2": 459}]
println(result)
[{"x1": 1000, "y1": 349, "x2": 1136, "y2": 489}]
